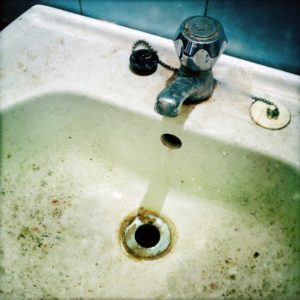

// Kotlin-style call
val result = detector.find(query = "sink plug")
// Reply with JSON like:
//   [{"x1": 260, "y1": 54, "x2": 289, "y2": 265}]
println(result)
[
  {"x1": 250, "y1": 97, "x2": 291, "y2": 130},
  {"x1": 155, "y1": 16, "x2": 227, "y2": 117},
  {"x1": 129, "y1": 48, "x2": 159, "y2": 76},
  {"x1": 129, "y1": 40, "x2": 177, "y2": 76}
]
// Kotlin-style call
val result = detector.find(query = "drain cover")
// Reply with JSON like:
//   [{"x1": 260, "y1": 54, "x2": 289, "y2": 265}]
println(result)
[
  {"x1": 250, "y1": 99, "x2": 291, "y2": 130},
  {"x1": 121, "y1": 212, "x2": 172, "y2": 259}
]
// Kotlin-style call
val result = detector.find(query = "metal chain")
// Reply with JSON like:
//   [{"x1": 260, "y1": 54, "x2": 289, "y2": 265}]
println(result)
[
  {"x1": 132, "y1": 40, "x2": 178, "y2": 72},
  {"x1": 251, "y1": 96, "x2": 280, "y2": 119}
]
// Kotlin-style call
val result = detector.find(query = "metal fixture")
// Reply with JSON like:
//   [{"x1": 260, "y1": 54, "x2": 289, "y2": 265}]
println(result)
[
  {"x1": 121, "y1": 212, "x2": 172, "y2": 259},
  {"x1": 155, "y1": 16, "x2": 227, "y2": 117}
]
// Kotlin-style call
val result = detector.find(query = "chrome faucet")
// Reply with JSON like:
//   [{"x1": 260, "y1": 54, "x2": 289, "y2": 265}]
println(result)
[{"x1": 155, "y1": 16, "x2": 227, "y2": 117}]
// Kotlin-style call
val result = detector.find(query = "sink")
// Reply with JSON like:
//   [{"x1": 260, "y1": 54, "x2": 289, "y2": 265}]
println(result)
[{"x1": 1, "y1": 5, "x2": 299, "y2": 299}]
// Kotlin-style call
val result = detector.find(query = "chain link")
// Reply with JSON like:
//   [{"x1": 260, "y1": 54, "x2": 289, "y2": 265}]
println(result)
[{"x1": 132, "y1": 40, "x2": 178, "y2": 72}]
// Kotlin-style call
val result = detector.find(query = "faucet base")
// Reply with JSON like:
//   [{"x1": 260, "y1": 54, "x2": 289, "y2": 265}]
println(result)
[
  {"x1": 155, "y1": 67, "x2": 214, "y2": 117},
  {"x1": 184, "y1": 78, "x2": 217, "y2": 104},
  {"x1": 179, "y1": 67, "x2": 214, "y2": 102}
]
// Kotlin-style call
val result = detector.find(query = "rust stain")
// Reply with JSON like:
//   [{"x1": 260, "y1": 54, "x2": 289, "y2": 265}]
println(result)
[
  {"x1": 165, "y1": 71, "x2": 177, "y2": 86},
  {"x1": 209, "y1": 282, "x2": 218, "y2": 289},
  {"x1": 51, "y1": 199, "x2": 59, "y2": 205}
]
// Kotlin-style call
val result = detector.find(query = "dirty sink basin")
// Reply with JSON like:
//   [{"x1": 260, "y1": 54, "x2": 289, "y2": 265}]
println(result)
[{"x1": 1, "y1": 5, "x2": 299, "y2": 300}]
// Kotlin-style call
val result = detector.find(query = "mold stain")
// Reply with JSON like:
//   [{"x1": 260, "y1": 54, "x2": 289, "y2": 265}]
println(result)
[
  {"x1": 17, "y1": 61, "x2": 27, "y2": 73},
  {"x1": 4, "y1": 193, "x2": 73, "y2": 256},
  {"x1": 57, "y1": 38, "x2": 64, "y2": 46}
]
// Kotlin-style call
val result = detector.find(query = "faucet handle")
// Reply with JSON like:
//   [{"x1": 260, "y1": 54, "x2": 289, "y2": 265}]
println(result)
[{"x1": 174, "y1": 16, "x2": 227, "y2": 72}]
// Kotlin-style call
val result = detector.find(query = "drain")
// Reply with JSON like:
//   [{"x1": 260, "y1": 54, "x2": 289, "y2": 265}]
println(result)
[
  {"x1": 135, "y1": 224, "x2": 160, "y2": 248},
  {"x1": 161, "y1": 133, "x2": 182, "y2": 149},
  {"x1": 120, "y1": 210, "x2": 173, "y2": 259}
]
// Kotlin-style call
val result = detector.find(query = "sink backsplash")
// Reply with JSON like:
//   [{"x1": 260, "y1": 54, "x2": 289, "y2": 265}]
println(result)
[{"x1": 1, "y1": 0, "x2": 299, "y2": 75}]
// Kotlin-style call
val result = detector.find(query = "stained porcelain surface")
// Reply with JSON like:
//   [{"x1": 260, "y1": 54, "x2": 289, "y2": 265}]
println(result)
[{"x1": 0, "y1": 5, "x2": 299, "y2": 299}]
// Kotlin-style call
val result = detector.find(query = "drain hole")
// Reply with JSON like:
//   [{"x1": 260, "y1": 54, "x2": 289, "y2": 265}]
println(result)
[
  {"x1": 161, "y1": 134, "x2": 182, "y2": 149},
  {"x1": 135, "y1": 224, "x2": 160, "y2": 248}
]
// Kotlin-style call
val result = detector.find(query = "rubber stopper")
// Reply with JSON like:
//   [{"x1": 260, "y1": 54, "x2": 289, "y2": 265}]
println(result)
[{"x1": 129, "y1": 49, "x2": 159, "y2": 75}]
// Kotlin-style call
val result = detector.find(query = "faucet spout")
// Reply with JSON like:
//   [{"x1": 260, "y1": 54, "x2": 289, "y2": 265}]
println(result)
[{"x1": 155, "y1": 68, "x2": 214, "y2": 117}]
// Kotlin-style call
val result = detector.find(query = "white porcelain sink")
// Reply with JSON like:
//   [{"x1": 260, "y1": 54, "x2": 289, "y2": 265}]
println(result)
[{"x1": 0, "y1": 6, "x2": 299, "y2": 300}]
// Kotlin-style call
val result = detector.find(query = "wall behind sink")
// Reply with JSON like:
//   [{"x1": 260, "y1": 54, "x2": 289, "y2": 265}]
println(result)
[{"x1": 1, "y1": 0, "x2": 299, "y2": 75}]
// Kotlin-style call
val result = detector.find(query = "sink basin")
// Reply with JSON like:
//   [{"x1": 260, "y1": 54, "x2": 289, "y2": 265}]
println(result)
[{"x1": 1, "y1": 5, "x2": 299, "y2": 299}]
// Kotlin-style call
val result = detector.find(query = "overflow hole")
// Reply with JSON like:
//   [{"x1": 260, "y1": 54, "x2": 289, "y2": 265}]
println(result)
[
  {"x1": 135, "y1": 224, "x2": 160, "y2": 248},
  {"x1": 161, "y1": 134, "x2": 182, "y2": 149}
]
